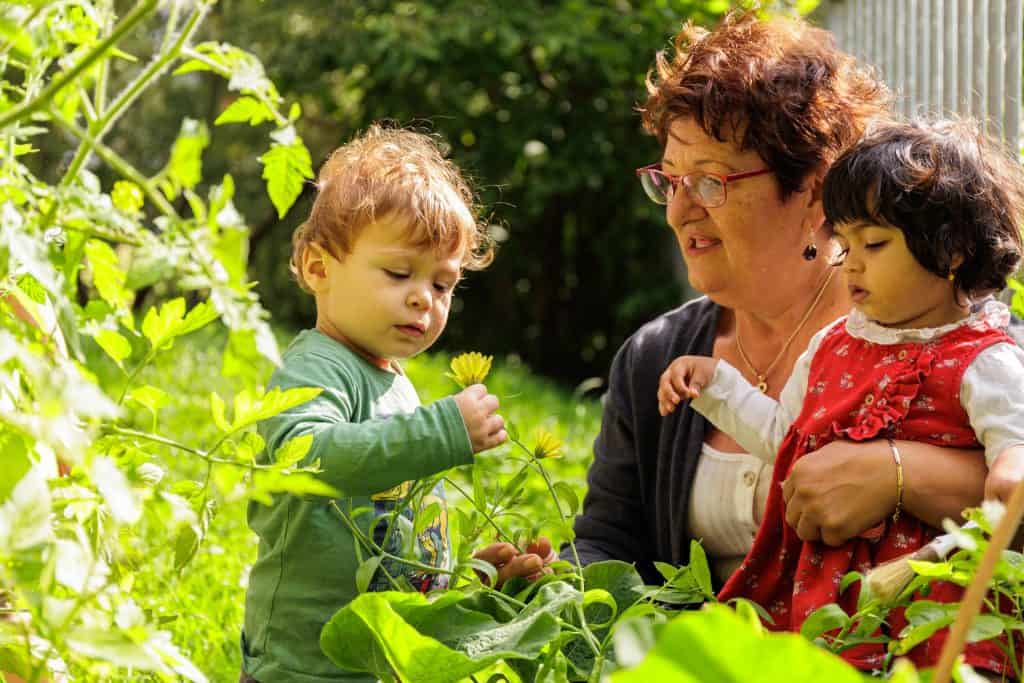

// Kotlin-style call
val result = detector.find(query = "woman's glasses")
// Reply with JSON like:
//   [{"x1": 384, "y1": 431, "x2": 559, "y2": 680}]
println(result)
[{"x1": 635, "y1": 163, "x2": 772, "y2": 208}]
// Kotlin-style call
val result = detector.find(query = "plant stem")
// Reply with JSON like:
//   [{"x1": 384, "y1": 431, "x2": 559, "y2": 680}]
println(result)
[
  {"x1": 179, "y1": 47, "x2": 289, "y2": 128},
  {"x1": 46, "y1": 108, "x2": 179, "y2": 219},
  {"x1": 443, "y1": 476, "x2": 520, "y2": 552},
  {"x1": 0, "y1": 0, "x2": 158, "y2": 130},
  {"x1": 107, "y1": 425, "x2": 274, "y2": 469}
]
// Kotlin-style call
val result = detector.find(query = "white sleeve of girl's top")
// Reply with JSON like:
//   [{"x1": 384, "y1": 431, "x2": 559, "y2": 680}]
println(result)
[
  {"x1": 960, "y1": 341, "x2": 1024, "y2": 466},
  {"x1": 691, "y1": 320, "x2": 839, "y2": 462}
]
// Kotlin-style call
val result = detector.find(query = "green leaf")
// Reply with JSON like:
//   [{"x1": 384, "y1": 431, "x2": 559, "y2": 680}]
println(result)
[
  {"x1": 111, "y1": 181, "x2": 144, "y2": 214},
  {"x1": 230, "y1": 386, "x2": 322, "y2": 433},
  {"x1": 799, "y1": 603, "x2": 849, "y2": 642},
  {"x1": 210, "y1": 393, "x2": 230, "y2": 433},
  {"x1": 413, "y1": 501, "x2": 441, "y2": 538},
  {"x1": 551, "y1": 481, "x2": 579, "y2": 517},
  {"x1": 613, "y1": 604, "x2": 864, "y2": 683},
  {"x1": 93, "y1": 328, "x2": 132, "y2": 367},
  {"x1": 215, "y1": 96, "x2": 274, "y2": 126},
  {"x1": 128, "y1": 385, "x2": 168, "y2": 425},
  {"x1": 581, "y1": 588, "x2": 617, "y2": 629},
  {"x1": 320, "y1": 582, "x2": 577, "y2": 680},
  {"x1": 966, "y1": 615, "x2": 1004, "y2": 643},
  {"x1": 142, "y1": 298, "x2": 186, "y2": 350},
  {"x1": 165, "y1": 119, "x2": 210, "y2": 196},
  {"x1": 174, "y1": 524, "x2": 201, "y2": 571},
  {"x1": 260, "y1": 133, "x2": 313, "y2": 218},
  {"x1": 273, "y1": 434, "x2": 313, "y2": 468},
  {"x1": 84, "y1": 239, "x2": 131, "y2": 309},
  {"x1": 252, "y1": 471, "x2": 340, "y2": 501},
  {"x1": 688, "y1": 540, "x2": 713, "y2": 598},
  {"x1": 355, "y1": 556, "x2": 382, "y2": 594}
]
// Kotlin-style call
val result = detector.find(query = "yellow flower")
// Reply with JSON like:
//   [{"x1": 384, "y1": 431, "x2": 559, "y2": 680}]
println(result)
[
  {"x1": 532, "y1": 429, "x2": 563, "y2": 459},
  {"x1": 448, "y1": 352, "x2": 493, "y2": 388}
]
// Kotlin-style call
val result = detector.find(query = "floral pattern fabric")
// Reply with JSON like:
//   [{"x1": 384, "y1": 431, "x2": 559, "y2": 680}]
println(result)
[{"x1": 717, "y1": 315, "x2": 1014, "y2": 675}]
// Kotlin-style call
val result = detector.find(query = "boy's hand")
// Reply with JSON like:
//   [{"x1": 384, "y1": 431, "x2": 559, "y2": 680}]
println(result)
[
  {"x1": 986, "y1": 446, "x2": 1024, "y2": 503},
  {"x1": 657, "y1": 355, "x2": 718, "y2": 416},
  {"x1": 454, "y1": 384, "x2": 507, "y2": 453},
  {"x1": 473, "y1": 537, "x2": 556, "y2": 586}
]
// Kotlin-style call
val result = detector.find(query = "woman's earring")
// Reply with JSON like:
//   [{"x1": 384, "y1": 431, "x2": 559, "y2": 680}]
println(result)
[
  {"x1": 947, "y1": 271, "x2": 956, "y2": 282},
  {"x1": 802, "y1": 242, "x2": 818, "y2": 261}
]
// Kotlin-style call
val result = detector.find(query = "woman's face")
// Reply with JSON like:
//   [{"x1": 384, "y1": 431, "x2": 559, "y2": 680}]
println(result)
[{"x1": 661, "y1": 118, "x2": 821, "y2": 309}]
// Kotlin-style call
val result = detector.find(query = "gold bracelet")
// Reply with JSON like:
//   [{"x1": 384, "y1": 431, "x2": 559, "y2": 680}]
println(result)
[{"x1": 887, "y1": 438, "x2": 904, "y2": 522}]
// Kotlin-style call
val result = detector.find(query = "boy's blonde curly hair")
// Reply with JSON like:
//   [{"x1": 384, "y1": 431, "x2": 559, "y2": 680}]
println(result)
[{"x1": 290, "y1": 124, "x2": 494, "y2": 293}]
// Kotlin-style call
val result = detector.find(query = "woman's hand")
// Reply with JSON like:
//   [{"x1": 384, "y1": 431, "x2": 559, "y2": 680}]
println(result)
[
  {"x1": 472, "y1": 537, "x2": 556, "y2": 586},
  {"x1": 782, "y1": 439, "x2": 987, "y2": 546}
]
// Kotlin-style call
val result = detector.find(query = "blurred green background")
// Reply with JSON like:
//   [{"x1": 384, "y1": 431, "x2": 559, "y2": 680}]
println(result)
[{"x1": 33, "y1": 0, "x2": 817, "y2": 384}]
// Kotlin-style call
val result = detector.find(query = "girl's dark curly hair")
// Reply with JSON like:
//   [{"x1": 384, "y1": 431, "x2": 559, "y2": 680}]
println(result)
[{"x1": 823, "y1": 118, "x2": 1024, "y2": 297}]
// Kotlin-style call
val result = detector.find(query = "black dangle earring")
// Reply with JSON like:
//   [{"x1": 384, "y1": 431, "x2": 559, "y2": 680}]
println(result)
[{"x1": 802, "y1": 242, "x2": 818, "y2": 261}]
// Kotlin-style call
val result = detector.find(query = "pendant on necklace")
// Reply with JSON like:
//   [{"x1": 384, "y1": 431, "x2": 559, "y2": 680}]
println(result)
[{"x1": 756, "y1": 376, "x2": 768, "y2": 393}]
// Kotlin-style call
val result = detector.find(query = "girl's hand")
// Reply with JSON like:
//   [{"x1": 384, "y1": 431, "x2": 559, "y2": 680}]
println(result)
[
  {"x1": 657, "y1": 356, "x2": 718, "y2": 416},
  {"x1": 454, "y1": 384, "x2": 507, "y2": 453},
  {"x1": 473, "y1": 537, "x2": 556, "y2": 586},
  {"x1": 986, "y1": 446, "x2": 1024, "y2": 503}
]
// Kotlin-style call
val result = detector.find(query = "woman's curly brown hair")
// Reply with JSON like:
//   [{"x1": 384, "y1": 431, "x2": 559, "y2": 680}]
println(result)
[
  {"x1": 641, "y1": 9, "x2": 890, "y2": 199},
  {"x1": 823, "y1": 117, "x2": 1024, "y2": 297},
  {"x1": 290, "y1": 124, "x2": 494, "y2": 293}
]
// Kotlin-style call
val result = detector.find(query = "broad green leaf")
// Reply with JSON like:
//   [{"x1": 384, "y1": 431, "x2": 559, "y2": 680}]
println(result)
[
  {"x1": 84, "y1": 239, "x2": 131, "y2": 309},
  {"x1": 215, "y1": 96, "x2": 274, "y2": 126},
  {"x1": 273, "y1": 434, "x2": 313, "y2": 468},
  {"x1": 251, "y1": 471, "x2": 340, "y2": 503},
  {"x1": 174, "y1": 524, "x2": 201, "y2": 571},
  {"x1": 230, "y1": 386, "x2": 322, "y2": 432},
  {"x1": 93, "y1": 328, "x2": 131, "y2": 367},
  {"x1": 966, "y1": 615, "x2": 1004, "y2": 643},
  {"x1": 260, "y1": 135, "x2": 313, "y2": 218},
  {"x1": 142, "y1": 298, "x2": 186, "y2": 350},
  {"x1": 799, "y1": 603, "x2": 849, "y2": 642},
  {"x1": 612, "y1": 604, "x2": 864, "y2": 683},
  {"x1": 320, "y1": 582, "x2": 577, "y2": 681}
]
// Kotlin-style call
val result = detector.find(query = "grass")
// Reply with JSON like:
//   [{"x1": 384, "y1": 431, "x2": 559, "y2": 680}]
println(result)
[{"x1": 93, "y1": 327, "x2": 601, "y2": 681}]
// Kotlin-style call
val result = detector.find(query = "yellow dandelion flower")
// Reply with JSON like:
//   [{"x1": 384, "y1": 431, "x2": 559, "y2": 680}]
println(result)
[
  {"x1": 448, "y1": 352, "x2": 493, "y2": 388},
  {"x1": 533, "y1": 429, "x2": 563, "y2": 459}
]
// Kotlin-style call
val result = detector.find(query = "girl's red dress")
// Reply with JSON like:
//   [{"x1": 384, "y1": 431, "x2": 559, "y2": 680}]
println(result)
[{"x1": 717, "y1": 316, "x2": 1014, "y2": 674}]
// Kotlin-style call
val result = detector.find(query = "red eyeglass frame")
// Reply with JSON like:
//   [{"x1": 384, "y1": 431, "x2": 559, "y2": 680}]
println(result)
[{"x1": 635, "y1": 163, "x2": 772, "y2": 207}]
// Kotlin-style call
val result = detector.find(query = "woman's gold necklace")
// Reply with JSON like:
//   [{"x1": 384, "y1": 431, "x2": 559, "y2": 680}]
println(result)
[{"x1": 734, "y1": 267, "x2": 836, "y2": 393}]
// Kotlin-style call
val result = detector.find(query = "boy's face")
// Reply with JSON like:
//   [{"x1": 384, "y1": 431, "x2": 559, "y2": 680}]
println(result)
[
  {"x1": 310, "y1": 213, "x2": 462, "y2": 365},
  {"x1": 833, "y1": 220, "x2": 962, "y2": 328}
]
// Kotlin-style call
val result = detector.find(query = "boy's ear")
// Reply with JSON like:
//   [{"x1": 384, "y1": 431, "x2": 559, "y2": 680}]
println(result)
[{"x1": 301, "y1": 243, "x2": 331, "y2": 293}]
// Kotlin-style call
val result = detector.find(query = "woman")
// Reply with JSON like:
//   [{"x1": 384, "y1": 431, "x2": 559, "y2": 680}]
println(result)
[{"x1": 571, "y1": 10, "x2": 993, "y2": 591}]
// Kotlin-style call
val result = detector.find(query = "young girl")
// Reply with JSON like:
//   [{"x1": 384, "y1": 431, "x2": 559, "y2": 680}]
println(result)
[{"x1": 658, "y1": 119, "x2": 1024, "y2": 675}]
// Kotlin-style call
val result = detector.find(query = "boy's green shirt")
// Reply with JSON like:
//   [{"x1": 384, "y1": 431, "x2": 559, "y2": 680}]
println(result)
[{"x1": 242, "y1": 329, "x2": 473, "y2": 682}]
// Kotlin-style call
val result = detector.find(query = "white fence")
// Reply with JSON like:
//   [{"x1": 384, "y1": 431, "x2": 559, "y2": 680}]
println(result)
[{"x1": 818, "y1": 0, "x2": 1023, "y2": 149}]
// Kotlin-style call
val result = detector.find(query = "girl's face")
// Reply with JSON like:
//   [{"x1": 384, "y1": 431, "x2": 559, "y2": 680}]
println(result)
[
  {"x1": 661, "y1": 118, "x2": 823, "y2": 312},
  {"x1": 832, "y1": 220, "x2": 964, "y2": 328}
]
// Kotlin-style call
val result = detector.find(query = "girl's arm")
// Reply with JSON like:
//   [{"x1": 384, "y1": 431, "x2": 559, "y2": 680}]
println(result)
[{"x1": 689, "y1": 322, "x2": 830, "y2": 461}]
